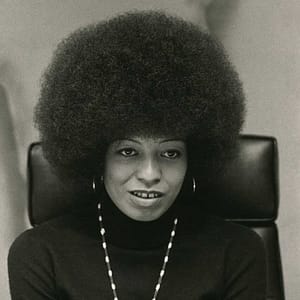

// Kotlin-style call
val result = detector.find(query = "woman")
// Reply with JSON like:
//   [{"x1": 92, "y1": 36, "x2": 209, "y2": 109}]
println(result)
[{"x1": 8, "y1": 11, "x2": 266, "y2": 299}]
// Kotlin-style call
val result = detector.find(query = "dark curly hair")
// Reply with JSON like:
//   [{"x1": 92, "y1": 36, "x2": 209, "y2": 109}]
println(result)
[{"x1": 34, "y1": 10, "x2": 245, "y2": 185}]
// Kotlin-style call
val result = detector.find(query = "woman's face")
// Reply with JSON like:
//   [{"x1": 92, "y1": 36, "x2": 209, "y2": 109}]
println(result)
[{"x1": 104, "y1": 136, "x2": 187, "y2": 221}]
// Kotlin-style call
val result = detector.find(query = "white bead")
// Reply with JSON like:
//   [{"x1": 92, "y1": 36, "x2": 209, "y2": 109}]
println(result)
[
  {"x1": 105, "y1": 256, "x2": 110, "y2": 263},
  {"x1": 102, "y1": 242, "x2": 107, "y2": 249},
  {"x1": 171, "y1": 230, "x2": 175, "y2": 237},
  {"x1": 168, "y1": 242, "x2": 172, "y2": 249},
  {"x1": 101, "y1": 228, "x2": 105, "y2": 235},
  {"x1": 98, "y1": 215, "x2": 102, "y2": 222},
  {"x1": 155, "y1": 283, "x2": 160, "y2": 291},
  {"x1": 174, "y1": 218, "x2": 178, "y2": 225},
  {"x1": 114, "y1": 298, "x2": 118, "y2": 300},
  {"x1": 111, "y1": 283, "x2": 116, "y2": 290},
  {"x1": 108, "y1": 270, "x2": 113, "y2": 277},
  {"x1": 97, "y1": 203, "x2": 101, "y2": 209},
  {"x1": 160, "y1": 270, "x2": 165, "y2": 277},
  {"x1": 164, "y1": 256, "x2": 168, "y2": 263}
]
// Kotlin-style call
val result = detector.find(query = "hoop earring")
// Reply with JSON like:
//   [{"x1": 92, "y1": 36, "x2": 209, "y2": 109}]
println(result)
[
  {"x1": 92, "y1": 177, "x2": 96, "y2": 193},
  {"x1": 92, "y1": 176, "x2": 104, "y2": 193},
  {"x1": 192, "y1": 177, "x2": 196, "y2": 193}
]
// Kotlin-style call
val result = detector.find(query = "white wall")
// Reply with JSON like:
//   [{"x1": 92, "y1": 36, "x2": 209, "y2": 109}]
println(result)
[{"x1": 0, "y1": 1, "x2": 299, "y2": 299}]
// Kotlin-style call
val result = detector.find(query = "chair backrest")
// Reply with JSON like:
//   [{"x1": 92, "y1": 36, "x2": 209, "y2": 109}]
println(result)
[{"x1": 27, "y1": 134, "x2": 285, "y2": 300}]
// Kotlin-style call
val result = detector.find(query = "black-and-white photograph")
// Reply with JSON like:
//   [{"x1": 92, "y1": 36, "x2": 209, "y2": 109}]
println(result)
[{"x1": 1, "y1": 1, "x2": 299, "y2": 299}]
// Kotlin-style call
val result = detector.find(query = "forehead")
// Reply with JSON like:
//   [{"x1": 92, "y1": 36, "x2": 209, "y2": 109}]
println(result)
[{"x1": 111, "y1": 136, "x2": 186, "y2": 146}]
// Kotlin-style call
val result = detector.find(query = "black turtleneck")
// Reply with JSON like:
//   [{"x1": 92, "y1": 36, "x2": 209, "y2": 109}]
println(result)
[
  {"x1": 99, "y1": 187, "x2": 180, "y2": 250},
  {"x1": 8, "y1": 191, "x2": 266, "y2": 299}
]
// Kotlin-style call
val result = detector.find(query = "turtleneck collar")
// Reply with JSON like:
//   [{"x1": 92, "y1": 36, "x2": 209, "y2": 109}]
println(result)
[{"x1": 96, "y1": 187, "x2": 181, "y2": 250}]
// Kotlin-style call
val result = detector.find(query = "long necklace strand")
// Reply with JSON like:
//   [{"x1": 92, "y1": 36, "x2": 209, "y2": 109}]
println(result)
[{"x1": 97, "y1": 202, "x2": 178, "y2": 300}]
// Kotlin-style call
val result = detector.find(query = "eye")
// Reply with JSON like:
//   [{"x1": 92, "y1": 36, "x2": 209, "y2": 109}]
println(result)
[
  {"x1": 161, "y1": 150, "x2": 181, "y2": 159},
  {"x1": 118, "y1": 148, "x2": 137, "y2": 157}
]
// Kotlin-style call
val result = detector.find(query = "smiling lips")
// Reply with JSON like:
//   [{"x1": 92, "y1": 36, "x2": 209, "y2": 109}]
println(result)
[{"x1": 130, "y1": 190, "x2": 164, "y2": 199}]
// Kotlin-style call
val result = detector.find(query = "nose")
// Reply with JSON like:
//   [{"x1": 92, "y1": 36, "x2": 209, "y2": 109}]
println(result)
[{"x1": 136, "y1": 157, "x2": 161, "y2": 187}]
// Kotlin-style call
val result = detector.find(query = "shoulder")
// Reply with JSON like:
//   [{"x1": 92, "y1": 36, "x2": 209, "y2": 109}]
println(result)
[
  {"x1": 7, "y1": 210, "x2": 92, "y2": 298},
  {"x1": 9, "y1": 202, "x2": 98, "y2": 261},
  {"x1": 204, "y1": 214, "x2": 265, "y2": 260},
  {"x1": 203, "y1": 214, "x2": 263, "y2": 246},
  {"x1": 202, "y1": 214, "x2": 266, "y2": 292},
  {"x1": 8, "y1": 217, "x2": 69, "y2": 266},
  {"x1": 180, "y1": 209, "x2": 265, "y2": 264},
  {"x1": 206, "y1": 217, "x2": 267, "y2": 298},
  {"x1": 190, "y1": 213, "x2": 266, "y2": 298},
  {"x1": 181, "y1": 209, "x2": 264, "y2": 250}
]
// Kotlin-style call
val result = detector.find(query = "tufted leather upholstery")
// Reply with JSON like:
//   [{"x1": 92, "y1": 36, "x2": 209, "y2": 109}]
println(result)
[{"x1": 27, "y1": 134, "x2": 284, "y2": 299}]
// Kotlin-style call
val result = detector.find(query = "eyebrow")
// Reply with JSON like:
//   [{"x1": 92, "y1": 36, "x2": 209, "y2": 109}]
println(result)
[
  {"x1": 159, "y1": 139, "x2": 184, "y2": 144},
  {"x1": 117, "y1": 138, "x2": 142, "y2": 145}
]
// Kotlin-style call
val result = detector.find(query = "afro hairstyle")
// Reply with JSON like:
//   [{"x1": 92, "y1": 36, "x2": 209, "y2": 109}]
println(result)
[{"x1": 34, "y1": 10, "x2": 245, "y2": 184}]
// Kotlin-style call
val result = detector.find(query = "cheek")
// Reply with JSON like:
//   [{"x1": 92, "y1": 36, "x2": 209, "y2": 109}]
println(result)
[
  {"x1": 164, "y1": 162, "x2": 187, "y2": 188},
  {"x1": 104, "y1": 160, "x2": 134, "y2": 185},
  {"x1": 104, "y1": 165, "x2": 129, "y2": 201}
]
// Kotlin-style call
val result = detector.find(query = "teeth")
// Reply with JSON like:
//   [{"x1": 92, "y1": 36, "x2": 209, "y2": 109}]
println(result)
[{"x1": 132, "y1": 191, "x2": 160, "y2": 199}]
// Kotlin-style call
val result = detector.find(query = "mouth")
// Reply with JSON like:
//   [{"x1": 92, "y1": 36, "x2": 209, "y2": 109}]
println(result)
[
  {"x1": 128, "y1": 190, "x2": 164, "y2": 208},
  {"x1": 129, "y1": 190, "x2": 164, "y2": 199}
]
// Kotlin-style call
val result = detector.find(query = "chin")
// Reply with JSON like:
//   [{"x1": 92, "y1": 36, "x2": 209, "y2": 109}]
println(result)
[{"x1": 129, "y1": 207, "x2": 165, "y2": 222}]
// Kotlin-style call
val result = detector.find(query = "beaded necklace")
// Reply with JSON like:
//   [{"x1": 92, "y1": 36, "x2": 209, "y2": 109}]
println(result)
[{"x1": 97, "y1": 202, "x2": 178, "y2": 300}]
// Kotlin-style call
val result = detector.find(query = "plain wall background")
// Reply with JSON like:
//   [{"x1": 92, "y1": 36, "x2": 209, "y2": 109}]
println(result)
[{"x1": 0, "y1": 1, "x2": 299, "y2": 299}]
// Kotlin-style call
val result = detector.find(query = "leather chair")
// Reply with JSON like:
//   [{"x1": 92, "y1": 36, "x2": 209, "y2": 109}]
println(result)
[{"x1": 27, "y1": 134, "x2": 285, "y2": 300}]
